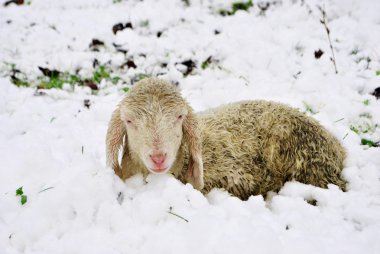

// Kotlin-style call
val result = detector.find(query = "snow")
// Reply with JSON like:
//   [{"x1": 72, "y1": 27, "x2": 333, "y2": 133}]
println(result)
[{"x1": 1, "y1": 0, "x2": 380, "y2": 253}]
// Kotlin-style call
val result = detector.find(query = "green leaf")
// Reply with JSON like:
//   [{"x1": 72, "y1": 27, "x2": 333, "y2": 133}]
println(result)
[
  {"x1": 219, "y1": 0, "x2": 253, "y2": 16},
  {"x1": 361, "y1": 138, "x2": 379, "y2": 147},
  {"x1": 232, "y1": 0, "x2": 253, "y2": 14},
  {"x1": 302, "y1": 101, "x2": 317, "y2": 115},
  {"x1": 122, "y1": 87, "x2": 129, "y2": 93},
  {"x1": 46, "y1": 77, "x2": 64, "y2": 89},
  {"x1": 363, "y1": 99, "x2": 369, "y2": 106},
  {"x1": 11, "y1": 77, "x2": 30, "y2": 87},
  {"x1": 376, "y1": 70, "x2": 380, "y2": 76},
  {"x1": 21, "y1": 195, "x2": 27, "y2": 205},
  {"x1": 201, "y1": 56, "x2": 212, "y2": 70},
  {"x1": 16, "y1": 187, "x2": 23, "y2": 196},
  {"x1": 92, "y1": 65, "x2": 111, "y2": 84},
  {"x1": 350, "y1": 125, "x2": 359, "y2": 134},
  {"x1": 68, "y1": 74, "x2": 81, "y2": 85},
  {"x1": 111, "y1": 76, "x2": 121, "y2": 84}
]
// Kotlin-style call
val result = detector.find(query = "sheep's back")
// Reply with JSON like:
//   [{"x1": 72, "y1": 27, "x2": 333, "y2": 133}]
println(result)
[{"x1": 198, "y1": 100, "x2": 346, "y2": 199}]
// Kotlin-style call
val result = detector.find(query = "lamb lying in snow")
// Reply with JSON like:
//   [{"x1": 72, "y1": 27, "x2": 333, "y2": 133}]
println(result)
[{"x1": 106, "y1": 78, "x2": 346, "y2": 200}]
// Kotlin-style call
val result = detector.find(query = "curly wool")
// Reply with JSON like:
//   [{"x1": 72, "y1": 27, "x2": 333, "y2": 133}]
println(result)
[
  {"x1": 106, "y1": 78, "x2": 346, "y2": 200},
  {"x1": 184, "y1": 101, "x2": 346, "y2": 200}
]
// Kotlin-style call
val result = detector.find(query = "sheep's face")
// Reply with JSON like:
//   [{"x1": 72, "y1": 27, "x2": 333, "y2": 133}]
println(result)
[
  {"x1": 106, "y1": 78, "x2": 203, "y2": 190},
  {"x1": 120, "y1": 100, "x2": 188, "y2": 175}
]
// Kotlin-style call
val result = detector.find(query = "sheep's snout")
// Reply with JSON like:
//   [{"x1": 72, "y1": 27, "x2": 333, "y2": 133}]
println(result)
[{"x1": 149, "y1": 152, "x2": 167, "y2": 173}]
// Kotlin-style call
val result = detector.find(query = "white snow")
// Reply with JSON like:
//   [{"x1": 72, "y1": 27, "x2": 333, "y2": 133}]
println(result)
[{"x1": 1, "y1": 0, "x2": 380, "y2": 253}]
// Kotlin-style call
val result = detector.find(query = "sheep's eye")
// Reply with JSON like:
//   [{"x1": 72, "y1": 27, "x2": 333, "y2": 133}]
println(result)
[
  {"x1": 126, "y1": 120, "x2": 132, "y2": 124},
  {"x1": 178, "y1": 115, "x2": 183, "y2": 120}
]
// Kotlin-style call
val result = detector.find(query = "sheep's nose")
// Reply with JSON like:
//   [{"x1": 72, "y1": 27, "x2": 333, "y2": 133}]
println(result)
[{"x1": 150, "y1": 153, "x2": 166, "y2": 165}]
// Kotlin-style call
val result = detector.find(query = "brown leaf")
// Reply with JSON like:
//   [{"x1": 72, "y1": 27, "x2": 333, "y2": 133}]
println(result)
[
  {"x1": 84, "y1": 80, "x2": 98, "y2": 90},
  {"x1": 372, "y1": 87, "x2": 380, "y2": 99},
  {"x1": 89, "y1": 39, "x2": 105, "y2": 51},
  {"x1": 112, "y1": 22, "x2": 133, "y2": 35},
  {"x1": 38, "y1": 66, "x2": 60, "y2": 78},
  {"x1": 4, "y1": 0, "x2": 23, "y2": 7},
  {"x1": 121, "y1": 60, "x2": 137, "y2": 69},
  {"x1": 314, "y1": 49, "x2": 324, "y2": 59},
  {"x1": 177, "y1": 60, "x2": 196, "y2": 76}
]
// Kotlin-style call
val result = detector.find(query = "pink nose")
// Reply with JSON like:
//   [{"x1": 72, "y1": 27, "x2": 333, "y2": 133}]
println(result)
[{"x1": 150, "y1": 153, "x2": 166, "y2": 166}]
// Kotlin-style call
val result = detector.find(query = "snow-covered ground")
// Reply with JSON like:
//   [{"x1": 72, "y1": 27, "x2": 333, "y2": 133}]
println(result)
[{"x1": 1, "y1": 0, "x2": 380, "y2": 253}]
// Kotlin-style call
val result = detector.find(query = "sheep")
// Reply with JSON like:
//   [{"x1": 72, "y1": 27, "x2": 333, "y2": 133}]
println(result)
[{"x1": 106, "y1": 78, "x2": 346, "y2": 200}]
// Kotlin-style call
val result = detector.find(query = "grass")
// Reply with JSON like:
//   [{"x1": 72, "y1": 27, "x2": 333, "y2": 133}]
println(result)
[
  {"x1": 219, "y1": 0, "x2": 253, "y2": 16},
  {"x1": 12, "y1": 77, "x2": 30, "y2": 87},
  {"x1": 361, "y1": 138, "x2": 379, "y2": 148},
  {"x1": 302, "y1": 101, "x2": 317, "y2": 115},
  {"x1": 92, "y1": 65, "x2": 110, "y2": 83},
  {"x1": 3, "y1": 62, "x2": 31, "y2": 87},
  {"x1": 350, "y1": 47, "x2": 359, "y2": 55},
  {"x1": 132, "y1": 73, "x2": 151, "y2": 84},
  {"x1": 38, "y1": 187, "x2": 54, "y2": 193},
  {"x1": 5, "y1": 63, "x2": 124, "y2": 90},
  {"x1": 201, "y1": 56, "x2": 213, "y2": 70},
  {"x1": 355, "y1": 56, "x2": 371, "y2": 70},
  {"x1": 38, "y1": 76, "x2": 65, "y2": 89},
  {"x1": 350, "y1": 112, "x2": 379, "y2": 147},
  {"x1": 350, "y1": 122, "x2": 377, "y2": 134},
  {"x1": 334, "y1": 118, "x2": 344, "y2": 123}
]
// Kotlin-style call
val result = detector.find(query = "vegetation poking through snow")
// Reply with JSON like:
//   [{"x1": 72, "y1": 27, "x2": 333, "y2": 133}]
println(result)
[
  {"x1": 1, "y1": 63, "x2": 124, "y2": 91},
  {"x1": 131, "y1": 73, "x2": 151, "y2": 84},
  {"x1": 168, "y1": 207, "x2": 189, "y2": 222},
  {"x1": 16, "y1": 186, "x2": 27, "y2": 205},
  {"x1": 318, "y1": 6, "x2": 338, "y2": 74},
  {"x1": 219, "y1": 0, "x2": 253, "y2": 16},
  {"x1": 302, "y1": 101, "x2": 318, "y2": 115},
  {"x1": 350, "y1": 112, "x2": 379, "y2": 147},
  {"x1": 361, "y1": 138, "x2": 379, "y2": 148}
]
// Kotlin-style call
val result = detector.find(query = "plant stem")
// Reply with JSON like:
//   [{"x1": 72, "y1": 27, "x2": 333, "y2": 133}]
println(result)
[
  {"x1": 319, "y1": 6, "x2": 338, "y2": 74},
  {"x1": 167, "y1": 211, "x2": 189, "y2": 222},
  {"x1": 38, "y1": 187, "x2": 54, "y2": 193}
]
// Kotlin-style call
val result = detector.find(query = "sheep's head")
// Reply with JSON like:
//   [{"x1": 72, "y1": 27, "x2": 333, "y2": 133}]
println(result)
[{"x1": 106, "y1": 78, "x2": 204, "y2": 190}]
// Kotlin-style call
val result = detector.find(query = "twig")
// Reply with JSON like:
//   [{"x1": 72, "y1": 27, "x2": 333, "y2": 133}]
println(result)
[
  {"x1": 168, "y1": 207, "x2": 189, "y2": 222},
  {"x1": 318, "y1": 6, "x2": 338, "y2": 74},
  {"x1": 38, "y1": 187, "x2": 54, "y2": 193},
  {"x1": 168, "y1": 211, "x2": 189, "y2": 222}
]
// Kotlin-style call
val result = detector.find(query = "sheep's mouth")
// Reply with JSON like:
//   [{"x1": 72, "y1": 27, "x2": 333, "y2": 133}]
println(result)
[{"x1": 148, "y1": 167, "x2": 169, "y2": 174}]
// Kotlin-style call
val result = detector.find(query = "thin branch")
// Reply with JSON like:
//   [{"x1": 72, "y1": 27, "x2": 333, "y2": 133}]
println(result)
[
  {"x1": 38, "y1": 187, "x2": 54, "y2": 193},
  {"x1": 318, "y1": 6, "x2": 338, "y2": 74},
  {"x1": 168, "y1": 207, "x2": 189, "y2": 222},
  {"x1": 167, "y1": 211, "x2": 189, "y2": 222}
]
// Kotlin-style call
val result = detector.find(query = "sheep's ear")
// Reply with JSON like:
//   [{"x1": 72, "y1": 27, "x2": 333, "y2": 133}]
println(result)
[
  {"x1": 106, "y1": 107, "x2": 126, "y2": 179},
  {"x1": 183, "y1": 109, "x2": 204, "y2": 190}
]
